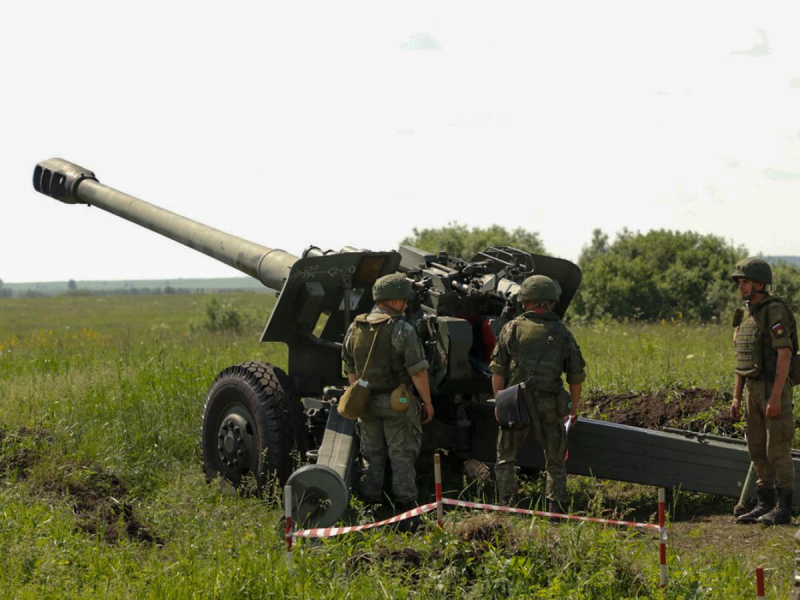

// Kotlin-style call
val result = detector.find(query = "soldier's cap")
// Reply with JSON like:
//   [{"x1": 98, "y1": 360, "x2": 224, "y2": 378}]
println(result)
[{"x1": 373, "y1": 273, "x2": 414, "y2": 301}]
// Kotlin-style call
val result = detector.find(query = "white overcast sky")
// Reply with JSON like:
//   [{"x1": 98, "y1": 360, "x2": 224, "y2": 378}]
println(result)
[{"x1": 1, "y1": 1, "x2": 799, "y2": 283}]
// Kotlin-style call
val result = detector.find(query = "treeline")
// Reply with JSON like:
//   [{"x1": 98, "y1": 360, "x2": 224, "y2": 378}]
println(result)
[
  {"x1": 403, "y1": 224, "x2": 800, "y2": 322},
  {"x1": 5, "y1": 226, "x2": 798, "y2": 323}
]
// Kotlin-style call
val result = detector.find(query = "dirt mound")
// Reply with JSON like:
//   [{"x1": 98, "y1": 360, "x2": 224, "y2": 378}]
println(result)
[
  {"x1": 454, "y1": 513, "x2": 513, "y2": 545},
  {"x1": 39, "y1": 468, "x2": 161, "y2": 545},
  {"x1": 588, "y1": 387, "x2": 738, "y2": 436}
]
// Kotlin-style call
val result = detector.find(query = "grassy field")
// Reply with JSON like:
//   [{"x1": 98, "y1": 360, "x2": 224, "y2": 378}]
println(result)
[{"x1": 1, "y1": 294, "x2": 798, "y2": 597}]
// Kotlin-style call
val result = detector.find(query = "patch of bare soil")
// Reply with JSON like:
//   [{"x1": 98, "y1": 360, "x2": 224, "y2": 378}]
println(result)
[
  {"x1": 588, "y1": 387, "x2": 737, "y2": 436},
  {"x1": 38, "y1": 468, "x2": 161, "y2": 545},
  {"x1": 454, "y1": 513, "x2": 514, "y2": 545}
]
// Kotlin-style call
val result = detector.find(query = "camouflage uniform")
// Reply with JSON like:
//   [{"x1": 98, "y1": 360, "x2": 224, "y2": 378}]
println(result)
[
  {"x1": 490, "y1": 311, "x2": 586, "y2": 503},
  {"x1": 735, "y1": 298, "x2": 797, "y2": 490},
  {"x1": 342, "y1": 306, "x2": 429, "y2": 504}
]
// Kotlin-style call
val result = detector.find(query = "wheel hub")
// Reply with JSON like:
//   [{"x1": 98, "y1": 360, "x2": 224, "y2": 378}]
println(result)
[{"x1": 216, "y1": 412, "x2": 254, "y2": 474}]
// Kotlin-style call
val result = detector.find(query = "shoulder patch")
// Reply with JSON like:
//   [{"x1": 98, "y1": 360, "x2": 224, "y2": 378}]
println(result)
[{"x1": 771, "y1": 321, "x2": 787, "y2": 337}]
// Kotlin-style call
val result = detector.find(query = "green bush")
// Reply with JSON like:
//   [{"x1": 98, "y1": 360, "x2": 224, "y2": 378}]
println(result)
[
  {"x1": 192, "y1": 297, "x2": 249, "y2": 333},
  {"x1": 573, "y1": 229, "x2": 748, "y2": 322}
]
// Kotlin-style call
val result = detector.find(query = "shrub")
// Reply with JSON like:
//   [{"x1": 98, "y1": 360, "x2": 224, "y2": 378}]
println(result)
[{"x1": 193, "y1": 297, "x2": 249, "y2": 333}]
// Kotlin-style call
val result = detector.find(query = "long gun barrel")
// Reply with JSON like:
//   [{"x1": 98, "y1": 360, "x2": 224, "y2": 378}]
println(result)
[{"x1": 33, "y1": 158, "x2": 297, "y2": 290}]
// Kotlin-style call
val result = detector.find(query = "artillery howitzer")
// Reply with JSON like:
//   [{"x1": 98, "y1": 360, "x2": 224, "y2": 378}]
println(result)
[{"x1": 33, "y1": 158, "x2": 800, "y2": 526}]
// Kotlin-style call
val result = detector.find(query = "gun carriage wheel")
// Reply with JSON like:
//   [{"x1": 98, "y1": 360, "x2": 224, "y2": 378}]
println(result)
[{"x1": 201, "y1": 362, "x2": 306, "y2": 491}]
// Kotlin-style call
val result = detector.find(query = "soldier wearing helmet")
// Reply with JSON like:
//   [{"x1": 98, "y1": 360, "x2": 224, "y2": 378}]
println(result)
[
  {"x1": 490, "y1": 274, "x2": 586, "y2": 510},
  {"x1": 342, "y1": 273, "x2": 434, "y2": 525},
  {"x1": 730, "y1": 258, "x2": 798, "y2": 526}
]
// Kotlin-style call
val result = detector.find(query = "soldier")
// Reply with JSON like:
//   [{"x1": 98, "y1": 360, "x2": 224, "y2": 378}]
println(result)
[
  {"x1": 730, "y1": 257, "x2": 797, "y2": 525},
  {"x1": 342, "y1": 273, "x2": 434, "y2": 521},
  {"x1": 491, "y1": 275, "x2": 586, "y2": 511}
]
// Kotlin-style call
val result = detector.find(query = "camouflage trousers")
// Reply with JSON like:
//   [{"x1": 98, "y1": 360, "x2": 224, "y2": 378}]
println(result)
[
  {"x1": 357, "y1": 393, "x2": 423, "y2": 504},
  {"x1": 745, "y1": 377, "x2": 795, "y2": 489},
  {"x1": 495, "y1": 391, "x2": 568, "y2": 503}
]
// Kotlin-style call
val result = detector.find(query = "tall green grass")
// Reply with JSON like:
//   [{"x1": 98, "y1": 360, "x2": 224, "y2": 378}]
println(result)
[{"x1": 573, "y1": 320, "x2": 733, "y2": 395}]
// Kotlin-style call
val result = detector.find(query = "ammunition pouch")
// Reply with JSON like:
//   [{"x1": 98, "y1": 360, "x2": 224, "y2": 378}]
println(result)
[
  {"x1": 495, "y1": 383, "x2": 530, "y2": 430},
  {"x1": 337, "y1": 379, "x2": 370, "y2": 420}
]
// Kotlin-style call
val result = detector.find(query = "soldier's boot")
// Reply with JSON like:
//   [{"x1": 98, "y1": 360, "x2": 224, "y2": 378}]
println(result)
[
  {"x1": 758, "y1": 488, "x2": 793, "y2": 526},
  {"x1": 355, "y1": 492, "x2": 386, "y2": 522},
  {"x1": 547, "y1": 498, "x2": 568, "y2": 524},
  {"x1": 495, "y1": 465, "x2": 517, "y2": 506},
  {"x1": 394, "y1": 501, "x2": 422, "y2": 533},
  {"x1": 361, "y1": 502, "x2": 379, "y2": 521},
  {"x1": 736, "y1": 485, "x2": 776, "y2": 524}
]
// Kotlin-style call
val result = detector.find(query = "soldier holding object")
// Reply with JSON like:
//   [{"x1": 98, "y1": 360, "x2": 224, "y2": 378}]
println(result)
[
  {"x1": 730, "y1": 258, "x2": 797, "y2": 526},
  {"x1": 491, "y1": 275, "x2": 586, "y2": 511},
  {"x1": 342, "y1": 273, "x2": 434, "y2": 520}
]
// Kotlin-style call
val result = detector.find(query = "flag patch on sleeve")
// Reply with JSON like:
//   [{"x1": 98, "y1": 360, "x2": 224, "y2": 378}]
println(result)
[{"x1": 771, "y1": 322, "x2": 787, "y2": 337}]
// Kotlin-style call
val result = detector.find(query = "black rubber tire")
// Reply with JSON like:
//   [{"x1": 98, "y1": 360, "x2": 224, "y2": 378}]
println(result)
[{"x1": 201, "y1": 362, "x2": 306, "y2": 491}]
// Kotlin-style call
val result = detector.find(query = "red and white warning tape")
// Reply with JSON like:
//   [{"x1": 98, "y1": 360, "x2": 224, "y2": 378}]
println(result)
[
  {"x1": 293, "y1": 502, "x2": 439, "y2": 539},
  {"x1": 291, "y1": 497, "x2": 661, "y2": 539},
  {"x1": 440, "y1": 498, "x2": 661, "y2": 531}
]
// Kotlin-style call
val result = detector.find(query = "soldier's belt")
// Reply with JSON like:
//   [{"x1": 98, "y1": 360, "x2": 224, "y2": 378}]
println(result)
[{"x1": 369, "y1": 387, "x2": 397, "y2": 395}]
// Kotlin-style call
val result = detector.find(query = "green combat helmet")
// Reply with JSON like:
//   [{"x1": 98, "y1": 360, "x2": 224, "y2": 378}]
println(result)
[
  {"x1": 731, "y1": 257, "x2": 772, "y2": 285},
  {"x1": 518, "y1": 274, "x2": 560, "y2": 303},
  {"x1": 373, "y1": 273, "x2": 414, "y2": 301}
]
